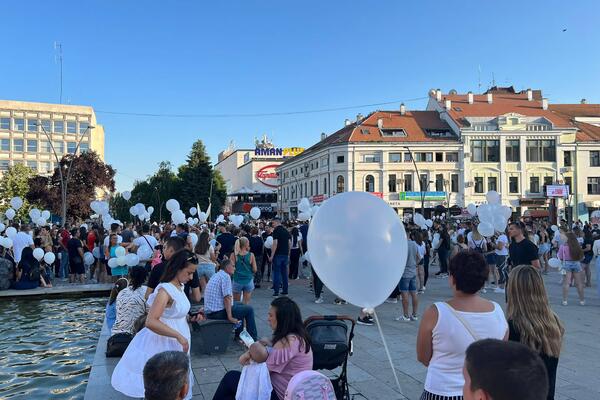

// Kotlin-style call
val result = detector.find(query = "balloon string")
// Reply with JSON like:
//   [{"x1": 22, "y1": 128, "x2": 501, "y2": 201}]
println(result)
[{"x1": 372, "y1": 309, "x2": 403, "y2": 395}]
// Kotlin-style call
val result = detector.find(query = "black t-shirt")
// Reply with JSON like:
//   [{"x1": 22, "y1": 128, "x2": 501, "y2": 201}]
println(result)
[
  {"x1": 249, "y1": 235, "x2": 264, "y2": 257},
  {"x1": 584, "y1": 237, "x2": 594, "y2": 257},
  {"x1": 121, "y1": 229, "x2": 134, "y2": 243},
  {"x1": 216, "y1": 232, "x2": 236, "y2": 260},
  {"x1": 509, "y1": 238, "x2": 538, "y2": 267},
  {"x1": 272, "y1": 226, "x2": 291, "y2": 256},
  {"x1": 67, "y1": 238, "x2": 83, "y2": 263},
  {"x1": 299, "y1": 224, "x2": 309, "y2": 252},
  {"x1": 147, "y1": 261, "x2": 199, "y2": 297}
]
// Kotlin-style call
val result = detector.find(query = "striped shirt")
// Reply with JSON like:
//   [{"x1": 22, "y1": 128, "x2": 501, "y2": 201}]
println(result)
[{"x1": 111, "y1": 286, "x2": 147, "y2": 335}]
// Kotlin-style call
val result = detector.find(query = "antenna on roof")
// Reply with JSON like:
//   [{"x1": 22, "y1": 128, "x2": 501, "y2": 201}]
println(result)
[{"x1": 491, "y1": 72, "x2": 496, "y2": 88}]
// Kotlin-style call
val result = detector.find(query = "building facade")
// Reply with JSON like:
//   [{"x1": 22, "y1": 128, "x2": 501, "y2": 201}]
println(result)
[{"x1": 0, "y1": 100, "x2": 105, "y2": 175}]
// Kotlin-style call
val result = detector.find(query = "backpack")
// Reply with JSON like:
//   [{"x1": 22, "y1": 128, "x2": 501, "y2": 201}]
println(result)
[
  {"x1": 473, "y1": 239, "x2": 485, "y2": 254},
  {"x1": 284, "y1": 371, "x2": 335, "y2": 400}
]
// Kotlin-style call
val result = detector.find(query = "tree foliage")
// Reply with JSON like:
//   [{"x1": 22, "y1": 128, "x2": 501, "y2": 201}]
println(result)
[{"x1": 0, "y1": 164, "x2": 38, "y2": 220}]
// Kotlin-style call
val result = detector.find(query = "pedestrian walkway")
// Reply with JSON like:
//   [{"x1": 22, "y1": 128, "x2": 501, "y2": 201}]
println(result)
[{"x1": 84, "y1": 270, "x2": 600, "y2": 400}]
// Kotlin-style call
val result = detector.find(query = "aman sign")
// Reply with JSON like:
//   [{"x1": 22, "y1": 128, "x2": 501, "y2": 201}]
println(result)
[{"x1": 254, "y1": 147, "x2": 304, "y2": 157}]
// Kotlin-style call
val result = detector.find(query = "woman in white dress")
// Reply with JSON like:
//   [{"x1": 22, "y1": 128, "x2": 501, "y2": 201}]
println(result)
[{"x1": 111, "y1": 249, "x2": 201, "y2": 399}]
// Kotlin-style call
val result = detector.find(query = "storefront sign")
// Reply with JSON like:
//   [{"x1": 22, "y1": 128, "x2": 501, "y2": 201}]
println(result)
[
  {"x1": 311, "y1": 194, "x2": 328, "y2": 204},
  {"x1": 399, "y1": 191, "x2": 446, "y2": 201},
  {"x1": 370, "y1": 192, "x2": 383, "y2": 199},
  {"x1": 546, "y1": 185, "x2": 569, "y2": 198},
  {"x1": 256, "y1": 164, "x2": 279, "y2": 188},
  {"x1": 254, "y1": 147, "x2": 305, "y2": 157}
]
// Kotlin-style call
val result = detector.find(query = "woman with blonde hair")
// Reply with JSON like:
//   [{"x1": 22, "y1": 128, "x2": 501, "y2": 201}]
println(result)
[
  {"x1": 507, "y1": 265, "x2": 564, "y2": 400},
  {"x1": 232, "y1": 237, "x2": 257, "y2": 305},
  {"x1": 557, "y1": 232, "x2": 585, "y2": 305}
]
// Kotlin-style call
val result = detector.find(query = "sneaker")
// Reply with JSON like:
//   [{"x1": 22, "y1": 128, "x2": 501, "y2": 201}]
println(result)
[
  {"x1": 385, "y1": 298, "x2": 398, "y2": 304},
  {"x1": 314, "y1": 297, "x2": 324, "y2": 304},
  {"x1": 561, "y1": 300, "x2": 568, "y2": 306},
  {"x1": 357, "y1": 316, "x2": 374, "y2": 326},
  {"x1": 395, "y1": 315, "x2": 411, "y2": 322},
  {"x1": 281, "y1": 292, "x2": 288, "y2": 296},
  {"x1": 422, "y1": 286, "x2": 426, "y2": 291},
  {"x1": 417, "y1": 289, "x2": 424, "y2": 294},
  {"x1": 494, "y1": 287, "x2": 505, "y2": 294},
  {"x1": 334, "y1": 299, "x2": 347, "y2": 305},
  {"x1": 579, "y1": 300, "x2": 586, "y2": 306},
  {"x1": 272, "y1": 293, "x2": 279, "y2": 297},
  {"x1": 410, "y1": 314, "x2": 419, "y2": 321}
]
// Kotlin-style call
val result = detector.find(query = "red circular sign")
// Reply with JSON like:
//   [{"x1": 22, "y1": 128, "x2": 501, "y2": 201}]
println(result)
[{"x1": 256, "y1": 164, "x2": 279, "y2": 188}]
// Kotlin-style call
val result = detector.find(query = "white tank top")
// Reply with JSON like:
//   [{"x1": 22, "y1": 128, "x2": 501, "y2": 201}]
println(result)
[{"x1": 424, "y1": 301, "x2": 508, "y2": 396}]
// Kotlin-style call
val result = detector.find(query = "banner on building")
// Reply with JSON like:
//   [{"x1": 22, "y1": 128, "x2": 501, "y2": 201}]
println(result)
[{"x1": 399, "y1": 191, "x2": 446, "y2": 201}]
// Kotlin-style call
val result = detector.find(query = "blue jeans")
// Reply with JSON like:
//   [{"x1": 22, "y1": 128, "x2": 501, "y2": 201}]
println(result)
[
  {"x1": 60, "y1": 250, "x2": 69, "y2": 279},
  {"x1": 207, "y1": 302, "x2": 258, "y2": 340},
  {"x1": 272, "y1": 255, "x2": 289, "y2": 295}
]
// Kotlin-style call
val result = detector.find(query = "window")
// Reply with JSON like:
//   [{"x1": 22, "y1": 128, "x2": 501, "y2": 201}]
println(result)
[
  {"x1": 336, "y1": 155, "x2": 344, "y2": 164},
  {"x1": 14, "y1": 119, "x2": 24, "y2": 131},
  {"x1": 1, "y1": 139, "x2": 9, "y2": 151},
  {"x1": 591, "y1": 151, "x2": 600, "y2": 167},
  {"x1": 365, "y1": 175, "x2": 375, "y2": 192},
  {"x1": 26, "y1": 161, "x2": 37, "y2": 171},
  {"x1": 67, "y1": 141, "x2": 77, "y2": 154},
  {"x1": 415, "y1": 152, "x2": 433, "y2": 162},
  {"x1": 530, "y1": 177, "x2": 540, "y2": 193},
  {"x1": 54, "y1": 141, "x2": 64, "y2": 154},
  {"x1": 0, "y1": 118, "x2": 9, "y2": 130},
  {"x1": 27, "y1": 139, "x2": 38, "y2": 152},
  {"x1": 588, "y1": 177, "x2": 600, "y2": 195},
  {"x1": 435, "y1": 174, "x2": 444, "y2": 191},
  {"x1": 404, "y1": 174, "x2": 413, "y2": 191},
  {"x1": 0, "y1": 160, "x2": 9, "y2": 171},
  {"x1": 27, "y1": 119, "x2": 38, "y2": 132},
  {"x1": 544, "y1": 176, "x2": 553, "y2": 188},
  {"x1": 451, "y1": 174, "x2": 458, "y2": 192},
  {"x1": 54, "y1": 120, "x2": 64, "y2": 133},
  {"x1": 79, "y1": 122, "x2": 90, "y2": 134},
  {"x1": 13, "y1": 139, "x2": 24, "y2": 152},
  {"x1": 388, "y1": 174, "x2": 397, "y2": 193},
  {"x1": 362, "y1": 153, "x2": 380, "y2": 163},
  {"x1": 381, "y1": 129, "x2": 406, "y2": 137},
  {"x1": 526, "y1": 140, "x2": 556, "y2": 162},
  {"x1": 315, "y1": 179, "x2": 319, "y2": 194},
  {"x1": 509, "y1": 177, "x2": 519, "y2": 193},
  {"x1": 310, "y1": 181, "x2": 313, "y2": 196},
  {"x1": 564, "y1": 151, "x2": 573, "y2": 167},
  {"x1": 435, "y1": 152, "x2": 443, "y2": 162},
  {"x1": 41, "y1": 162, "x2": 52, "y2": 173},
  {"x1": 336, "y1": 175, "x2": 345, "y2": 193},
  {"x1": 488, "y1": 177, "x2": 497, "y2": 192},
  {"x1": 446, "y1": 152, "x2": 458, "y2": 162},
  {"x1": 80, "y1": 142, "x2": 89, "y2": 153},
  {"x1": 41, "y1": 119, "x2": 51, "y2": 132},
  {"x1": 420, "y1": 174, "x2": 428, "y2": 191},
  {"x1": 67, "y1": 121, "x2": 77, "y2": 134},
  {"x1": 42, "y1": 140, "x2": 52, "y2": 153},
  {"x1": 323, "y1": 177, "x2": 327, "y2": 194},
  {"x1": 474, "y1": 177, "x2": 484, "y2": 193},
  {"x1": 299, "y1": 184, "x2": 303, "y2": 197},
  {"x1": 404, "y1": 153, "x2": 412, "y2": 162},
  {"x1": 506, "y1": 140, "x2": 520, "y2": 162},
  {"x1": 471, "y1": 140, "x2": 500, "y2": 162},
  {"x1": 304, "y1": 182, "x2": 307, "y2": 196},
  {"x1": 389, "y1": 152, "x2": 402, "y2": 163}
]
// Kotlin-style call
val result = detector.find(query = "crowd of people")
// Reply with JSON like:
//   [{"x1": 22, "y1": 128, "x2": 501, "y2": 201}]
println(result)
[{"x1": 2, "y1": 212, "x2": 597, "y2": 400}]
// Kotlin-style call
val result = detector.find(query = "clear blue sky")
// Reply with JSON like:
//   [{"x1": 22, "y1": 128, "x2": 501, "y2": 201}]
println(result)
[{"x1": 2, "y1": 0, "x2": 599, "y2": 191}]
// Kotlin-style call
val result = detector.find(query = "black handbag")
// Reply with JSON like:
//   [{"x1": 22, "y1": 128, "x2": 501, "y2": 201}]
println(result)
[{"x1": 105, "y1": 332, "x2": 133, "y2": 357}]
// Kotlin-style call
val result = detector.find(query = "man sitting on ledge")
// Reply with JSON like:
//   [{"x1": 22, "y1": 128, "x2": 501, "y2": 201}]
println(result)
[{"x1": 204, "y1": 256, "x2": 258, "y2": 340}]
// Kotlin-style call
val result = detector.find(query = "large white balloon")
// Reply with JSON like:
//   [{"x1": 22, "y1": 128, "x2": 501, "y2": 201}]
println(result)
[
  {"x1": 189, "y1": 232, "x2": 198, "y2": 248},
  {"x1": 308, "y1": 192, "x2": 408, "y2": 308},
  {"x1": 126, "y1": 253, "x2": 140, "y2": 267},
  {"x1": 548, "y1": 258, "x2": 562, "y2": 269},
  {"x1": 551, "y1": 225, "x2": 559, "y2": 232},
  {"x1": 2, "y1": 237, "x2": 13, "y2": 248},
  {"x1": 187, "y1": 217, "x2": 195, "y2": 226},
  {"x1": 43, "y1": 252, "x2": 56, "y2": 265},
  {"x1": 297, "y1": 212, "x2": 311, "y2": 222},
  {"x1": 486, "y1": 190, "x2": 501, "y2": 204},
  {"x1": 33, "y1": 248, "x2": 45, "y2": 261},
  {"x1": 5, "y1": 227, "x2": 17, "y2": 239},
  {"x1": 115, "y1": 246, "x2": 126, "y2": 258},
  {"x1": 107, "y1": 258, "x2": 119, "y2": 268},
  {"x1": 467, "y1": 203, "x2": 478, "y2": 216},
  {"x1": 492, "y1": 214, "x2": 507, "y2": 233},
  {"x1": 230, "y1": 215, "x2": 243, "y2": 227},
  {"x1": 5, "y1": 208, "x2": 16, "y2": 220},
  {"x1": 189, "y1": 207, "x2": 197, "y2": 216},
  {"x1": 84, "y1": 252, "x2": 95, "y2": 266},
  {"x1": 129, "y1": 206, "x2": 138, "y2": 216},
  {"x1": 122, "y1": 191, "x2": 132, "y2": 201},
  {"x1": 477, "y1": 204, "x2": 493, "y2": 223},
  {"x1": 29, "y1": 208, "x2": 41, "y2": 220},
  {"x1": 264, "y1": 236, "x2": 273, "y2": 249},
  {"x1": 10, "y1": 197, "x2": 23, "y2": 210},
  {"x1": 117, "y1": 255, "x2": 127, "y2": 266},
  {"x1": 41, "y1": 210, "x2": 51, "y2": 220},
  {"x1": 250, "y1": 207, "x2": 261, "y2": 220},
  {"x1": 166, "y1": 199, "x2": 180, "y2": 212},
  {"x1": 501, "y1": 205, "x2": 512, "y2": 220},
  {"x1": 478, "y1": 221, "x2": 495, "y2": 237},
  {"x1": 414, "y1": 213, "x2": 425, "y2": 226}
]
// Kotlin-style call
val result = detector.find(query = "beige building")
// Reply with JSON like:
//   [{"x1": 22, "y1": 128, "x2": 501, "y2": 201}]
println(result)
[{"x1": 0, "y1": 100, "x2": 105, "y2": 175}]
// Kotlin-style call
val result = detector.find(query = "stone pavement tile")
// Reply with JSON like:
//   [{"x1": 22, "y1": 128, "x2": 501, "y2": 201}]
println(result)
[
  {"x1": 350, "y1": 379, "x2": 407, "y2": 400},
  {"x1": 556, "y1": 384, "x2": 600, "y2": 399},
  {"x1": 192, "y1": 394, "x2": 204, "y2": 400},
  {"x1": 200, "y1": 382, "x2": 220, "y2": 399},
  {"x1": 194, "y1": 365, "x2": 227, "y2": 385},
  {"x1": 191, "y1": 355, "x2": 222, "y2": 368}
]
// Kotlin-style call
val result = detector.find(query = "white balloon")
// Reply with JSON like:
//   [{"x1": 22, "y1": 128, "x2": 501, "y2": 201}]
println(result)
[
  {"x1": 486, "y1": 190, "x2": 501, "y2": 205},
  {"x1": 193, "y1": 218, "x2": 199, "y2": 225},
  {"x1": 189, "y1": 207, "x2": 197, "y2": 216},
  {"x1": 172, "y1": 210, "x2": 186, "y2": 224},
  {"x1": 36, "y1": 217, "x2": 46, "y2": 226},
  {"x1": 29, "y1": 208, "x2": 41, "y2": 220},
  {"x1": 478, "y1": 221, "x2": 495, "y2": 237},
  {"x1": 129, "y1": 206, "x2": 138, "y2": 216},
  {"x1": 5, "y1": 227, "x2": 17, "y2": 239},
  {"x1": 264, "y1": 236, "x2": 273, "y2": 249},
  {"x1": 477, "y1": 204, "x2": 493, "y2": 223},
  {"x1": 298, "y1": 198, "x2": 311, "y2": 212},
  {"x1": 41, "y1": 210, "x2": 51, "y2": 220},
  {"x1": 147, "y1": 206, "x2": 154, "y2": 215},
  {"x1": 117, "y1": 255, "x2": 127, "y2": 266},
  {"x1": 122, "y1": 191, "x2": 132, "y2": 201},
  {"x1": 107, "y1": 258, "x2": 119, "y2": 268},
  {"x1": 5, "y1": 208, "x2": 16, "y2": 220},
  {"x1": 311, "y1": 205, "x2": 320, "y2": 218},
  {"x1": 84, "y1": 252, "x2": 95, "y2": 266},
  {"x1": 492, "y1": 217, "x2": 507, "y2": 233},
  {"x1": 189, "y1": 232, "x2": 198, "y2": 248},
  {"x1": 115, "y1": 246, "x2": 126, "y2": 258},
  {"x1": 414, "y1": 213, "x2": 425, "y2": 226},
  {"x1": 548, "y1": 258, "x2": 562, "y2": 269},
  {"x1": 43, "y1": 252, "x2": 56, "y2": 264},
  {"x1": 216, "y1": 214, "x2": 225, "y2": 224},
  {"x1": 92, "y1": 247, "x2": 101, "y2": 258},
  {"x1": 230, "y1": 215, "x2": 243, "y2": 227},
  {"x1": 126, "y1": 253, "x2": 140, "y2": 267},
  {"x1": 33, "y1": 248, "x2": 45, "y2": 261},
  {"x1": 187, "y1": 217, "x2": 195, "y2": 226},
  {"x1": 551, "y1": 225, "x2": 559, "y2": 232},
  {"x1": 10, "y1": 197, "x2": 23, "y2": 210},
  {"x1": 298, "y1": 212, "x2": 311, "y2": 222},
  {"x1": 166, "y1": 199, "x2": 180, "y2": 212},
  {"x1": 425, "y1": 219, "x2": 433, "y2": 228},
  {"x1": 2, "y1": 237, "x2": 13, "y2": 248},
  {"x1": 501, "y1": 205, "x2": 512, "y2": 220},
  {"x1": 137, "y1": 244, "x2": 153, "y2": 261},
  {"x1": 134, "y1": 203, "x2": 145, "y2": 216},
  {"x1": 198, "y1": 212, "x2": 207, "y2": 223},
  {"x1": 467, "y1": 203, "x2": 478, "y2": 216},
  {"x1": 0, "y1": 223, "x2": 5, "y2": 233},
  {"x1": 307, "y1": 192, "x2": 408, "y2": 308},
  {"x1": 250, "y1": 207, "x2": 261, "y2": 220}
]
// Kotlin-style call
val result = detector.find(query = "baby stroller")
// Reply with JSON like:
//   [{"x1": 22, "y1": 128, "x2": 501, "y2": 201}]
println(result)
[{"x1": 304, "y1": 315, "x2": 356, "y2": 400}]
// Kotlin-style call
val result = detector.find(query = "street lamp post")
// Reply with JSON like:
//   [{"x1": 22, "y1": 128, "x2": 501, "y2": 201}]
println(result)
[{"x1": 38, "y1": 122, "x2": 94, "y2": 227}]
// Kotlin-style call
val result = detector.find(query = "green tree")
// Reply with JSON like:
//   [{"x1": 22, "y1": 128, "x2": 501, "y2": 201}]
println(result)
[{"x1": 0, "y1": 164, "x2": 38, "y2": 221}]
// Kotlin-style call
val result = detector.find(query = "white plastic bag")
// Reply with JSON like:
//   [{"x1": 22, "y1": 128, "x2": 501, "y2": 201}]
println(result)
[{"x1": 235, "y1": 362, "x2": 272, "y2": 400}]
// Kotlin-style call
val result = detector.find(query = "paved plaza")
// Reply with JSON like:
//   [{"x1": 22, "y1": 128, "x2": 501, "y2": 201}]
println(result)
[{"x1": 85, "y1": 267, "x2": 600, "y2": 400}]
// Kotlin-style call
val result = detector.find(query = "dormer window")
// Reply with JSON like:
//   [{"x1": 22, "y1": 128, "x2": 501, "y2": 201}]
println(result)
[
  {"x1": 426, "y1": 129, "x2": 455, "y2": 137},
  {"x1": 526, "y1": 124, "x2": 550, "y2": 131},
  {"x1": 381, "y1": 129, "x2": 407, "y2": 137}
]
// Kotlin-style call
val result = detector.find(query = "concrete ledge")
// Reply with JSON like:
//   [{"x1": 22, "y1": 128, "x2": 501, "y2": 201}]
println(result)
[{"x1": 0, "y1": 283, "x2": 112, "y2": 299}]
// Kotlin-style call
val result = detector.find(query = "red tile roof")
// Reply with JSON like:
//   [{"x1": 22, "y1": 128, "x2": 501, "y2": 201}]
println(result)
[
  {"x1": 549, "y1": 104, "x2": 600, "y2": 118},
  {"x1": 575, "y1": 121, "x2": 600, "y2": 142}
]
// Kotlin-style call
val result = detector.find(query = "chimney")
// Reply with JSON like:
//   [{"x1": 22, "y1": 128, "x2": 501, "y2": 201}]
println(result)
[
  {"x1": 344, "y1": 119, "x2": 351, "y2": 126},
  {"x1": 356, "y1": 113, "x2": 363, "y2": 122},
  {"x1": 400, "y1": 103, "x2": 406, "y2": 115},
  {"x1": 487, "y1": 93, "x2": 493, "y2": 104},
  {"x1": 321, "y1": 132, "x2": 327, "y2": 141},
  {"x1": 581, "y1": 98, "x2": 587, "y2": 104},
  {"x1": 445, "y1": 99, "x2": 452, "y2": 110},
  {"x1": 436, "y1": 89, "x2": 442, "y2": 101},
  {"x1": 542, "y1": 98, "x2": 548, "y2": 110},
  {"x1": 467, "y1": 91, "x2": 474, "y2": 104},
  {"x1": 377, "y1": 118, "x2": 384, "y2": 129},
  {"x1": 527, "y1": 88, "x2": 533, "y2": 101}
]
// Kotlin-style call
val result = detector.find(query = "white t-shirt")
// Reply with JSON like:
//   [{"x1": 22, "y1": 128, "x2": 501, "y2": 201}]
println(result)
[
  {"x1": 13, "y1": 231, "x2": 34, "y2": 262},
  {"x1": 133, "y1": 235, "x2": 158, "y2": 251},
  {"x1": 495, "y1": 234, "x2": 509, "y2": 256},
  {"x1": 103, "y1": 234, "x2": 123, "y2": 248},
  {"x1": 417, "y1": 243, "x2": 426, "y2": 258}
]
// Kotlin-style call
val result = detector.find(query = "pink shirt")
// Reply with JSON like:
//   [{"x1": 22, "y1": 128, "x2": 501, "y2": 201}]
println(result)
[
  {"x1": 266, "y1": 335, "x2": 313, "y2": 399},
  {"x1": 558, "y1": 244, "x2": 577, "y2": 261}
]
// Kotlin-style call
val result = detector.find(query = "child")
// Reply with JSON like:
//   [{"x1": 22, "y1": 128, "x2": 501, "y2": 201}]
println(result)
[
  {"x1": 248, "y1": 342, "x2": 269, "y2": 363},
  {"x1": 105, "y1": 278, "x2": 128, "y2": 331}
]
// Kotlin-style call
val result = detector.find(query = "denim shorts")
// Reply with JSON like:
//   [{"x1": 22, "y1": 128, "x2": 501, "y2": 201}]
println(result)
[
  {"x1": 562, "y1": 261, "x2": 582, "y2": 273},
  {"x1": 398, "y1": 277, "x2": 417, "y2": 292},
  {"x1": 232, "y1": 280, "x2": 255, "y2": 293},
  {"x1": 197, "y1": 263, "x2": 216, "y2": 280}
]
